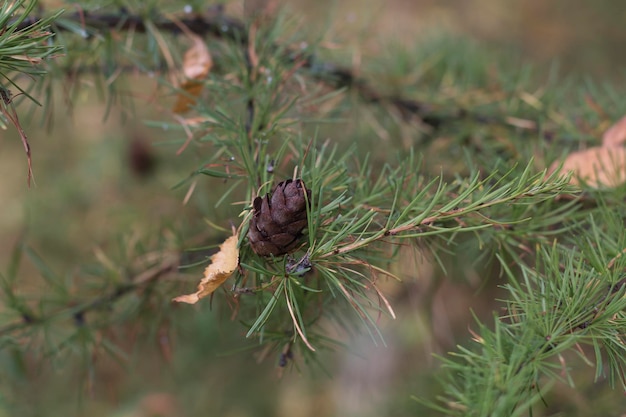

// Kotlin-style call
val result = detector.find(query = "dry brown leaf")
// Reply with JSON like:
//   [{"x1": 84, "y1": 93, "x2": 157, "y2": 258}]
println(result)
[
  {"x1": 548, "y1": 146, "x2": 626, "y2": 188},
  {"x1": 173, "y1": 234, "x2": 239, "y2": 304},
  {"x1": 602, "y1": 115, "x2": 626, "y2": 147},
  {"x1": 172, "y1": 80, "x2": 205, "y2": 114},
  {"x1": 172, "y1": 35, "x2": 212, "y2": 114},
  {"x1": 138, "y1": 393, "x2": 179, "y2": 417}
]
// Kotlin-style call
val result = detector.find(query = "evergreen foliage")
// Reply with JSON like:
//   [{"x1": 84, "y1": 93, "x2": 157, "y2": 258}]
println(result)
[{"x1": 1, "y1": 1, "x2": 625, "y2": 415}]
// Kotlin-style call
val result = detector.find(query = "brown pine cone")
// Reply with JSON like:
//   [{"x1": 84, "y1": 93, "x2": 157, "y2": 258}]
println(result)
[{"x1": 248, "y1": 179, "x2": 311, "y2": 256}]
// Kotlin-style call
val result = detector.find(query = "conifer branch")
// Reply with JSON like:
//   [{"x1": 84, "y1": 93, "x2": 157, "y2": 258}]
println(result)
[
  {"x1": 0, "y1": 246, "x2": 179, "y2": 338},
  {"x1": 14, "y1": 6, "x2": 554, "y2": 135},
  {"x1": 2, "y1": 2, "x2": 626, "y2": 415}
]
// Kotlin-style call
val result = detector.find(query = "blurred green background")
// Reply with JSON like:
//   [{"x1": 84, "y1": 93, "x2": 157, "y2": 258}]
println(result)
[{"x1": 2, "y1": 0, "x2": 626, "y2": 416}]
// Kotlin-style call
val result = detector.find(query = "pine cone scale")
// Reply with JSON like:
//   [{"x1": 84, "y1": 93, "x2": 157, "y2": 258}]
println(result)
[{"x1": 248, "y1": 179, "x2": 311, "y2": 256}]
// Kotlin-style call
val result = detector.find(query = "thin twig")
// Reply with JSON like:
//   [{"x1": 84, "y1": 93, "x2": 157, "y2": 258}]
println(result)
[
  {"x1": 0, "y1": 88, "x2": 34, "y2": 186},
  {"x1": 15, "y1": 9, "x2": 552, "y2": 135},
  {"x1": 0, "y1": 253, "x2": 179, "y2": 337}
]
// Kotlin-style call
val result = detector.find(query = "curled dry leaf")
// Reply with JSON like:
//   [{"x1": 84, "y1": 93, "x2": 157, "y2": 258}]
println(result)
[
  {"x1": 173, "y1": 234, "x2": 239, "y2": 304},
  {"x1": 602, "y1": 115, "x2": 626, "y2": 148},
  {"x1": 173, "y1": 34, "x2": 212, "y2": 114},
  {"x1": 548, "y1": 146, "x2": 626, "y2": 188}
]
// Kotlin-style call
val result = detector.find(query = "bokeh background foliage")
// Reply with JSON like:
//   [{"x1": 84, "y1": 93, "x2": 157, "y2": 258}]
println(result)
[{"x1": 1, "y1": 0, "x2": 626, "y2": 416}]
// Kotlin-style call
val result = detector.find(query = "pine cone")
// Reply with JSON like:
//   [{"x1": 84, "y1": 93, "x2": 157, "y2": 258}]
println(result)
[{"x1": 248, "y1": 179, "x2": 311, "y2": 256}]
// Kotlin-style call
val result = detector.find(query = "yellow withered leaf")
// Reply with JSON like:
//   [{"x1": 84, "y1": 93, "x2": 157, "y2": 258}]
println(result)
[
  {"x1": 173, "y1": 234, "x2": 239, "y2": 304},
  {"x1": 173, "y1": 34, "x2": 213, "y2": 114},
  {"x1": 548, "y1": 146, "x2": 626, "y2": 188}
]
